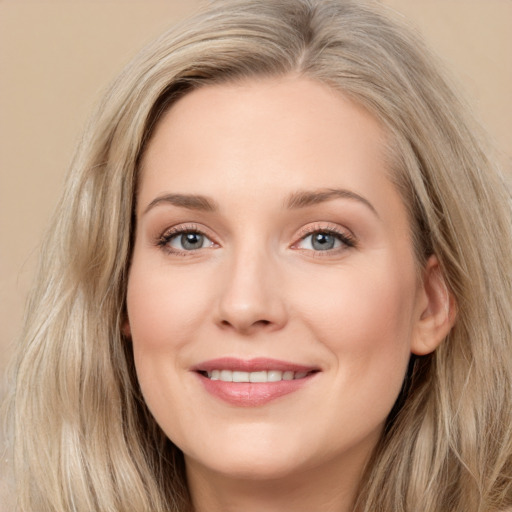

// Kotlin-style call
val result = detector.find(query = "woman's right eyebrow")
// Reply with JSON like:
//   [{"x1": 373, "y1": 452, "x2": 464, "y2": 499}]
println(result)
[{"x1": 143, "y1": 193, "x2": 218, "y2": 214}]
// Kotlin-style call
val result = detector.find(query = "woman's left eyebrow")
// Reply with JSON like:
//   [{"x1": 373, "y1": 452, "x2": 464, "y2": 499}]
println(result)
[{"x1": 286, "y1": 188, "x2": 379, "y2": 218}]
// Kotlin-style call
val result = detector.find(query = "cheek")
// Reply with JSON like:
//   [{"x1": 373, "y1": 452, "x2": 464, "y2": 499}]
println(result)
[
  {"x1": 125, "y1": 259, "x2": 211, "y2": 414},
  {"x1": 293, "y1": 257, "x2": 418, "y2": 395},
  {"x1": 125, "y1": 260, "x2": 213, "y2": 433},
  {"x1": 300, "y1": 263, "x2": 415, "y2": 344},
  {"x1": 126, "y1": 260, "x2": 211, "y2": 352}
]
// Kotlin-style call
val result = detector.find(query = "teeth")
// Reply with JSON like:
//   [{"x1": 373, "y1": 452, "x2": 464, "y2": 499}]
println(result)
[
  {"x1": 267, "y1": 370, "x2": 283, "y2": 382},
  {"x1": 232, "y1": 371, "x2": 249, "y2": 383},
  {"x1": 205, "y1": 369, "x2": 310, "y2": 382},
  {"x1": 250, "y1": 371, "x2": 268, "y2": 383},
  {"x1": 220, "y1": 370, "x2": 233, "y2": 382}
]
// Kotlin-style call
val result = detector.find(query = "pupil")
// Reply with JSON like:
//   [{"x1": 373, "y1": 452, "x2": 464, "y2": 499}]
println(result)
[
  {"x1": 312, "y1": 232, "x2": 335, "y2": 251},
  {"x1": 182, "y1": 232, "x2": 203, "y2": 250}
]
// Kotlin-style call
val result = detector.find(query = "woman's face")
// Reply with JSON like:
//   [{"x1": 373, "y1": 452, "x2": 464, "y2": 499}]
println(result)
[{"x1": 126, "y1": 77, "x2": 434, "y2": 483}]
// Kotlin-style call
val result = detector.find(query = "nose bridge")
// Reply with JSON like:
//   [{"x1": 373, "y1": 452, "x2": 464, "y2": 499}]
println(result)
[{"x1": 216, "y1": 237, "x2": 286, "y2": 333}]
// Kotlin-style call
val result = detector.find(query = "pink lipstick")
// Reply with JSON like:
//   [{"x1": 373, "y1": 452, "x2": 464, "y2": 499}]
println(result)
[{"x1": 191, "y1": 357, "x2": 320, "y2": 407}]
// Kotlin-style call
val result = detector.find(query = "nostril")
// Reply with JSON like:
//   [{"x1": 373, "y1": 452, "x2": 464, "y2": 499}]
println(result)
[{"x1": 219, "y1": 318, "x2": 273, "y2": 331}]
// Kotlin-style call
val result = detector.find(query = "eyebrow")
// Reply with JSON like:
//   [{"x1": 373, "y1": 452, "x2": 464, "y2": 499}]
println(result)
[
  {"x1": 143, "y1": 188, "x2": 378, "y2": 217},
  {"x1": 286, "y1": 188, "x2": 379, "y2": 217},
  {"x1": 143, "y1": 193, "x2": 218, "y2": 214}
]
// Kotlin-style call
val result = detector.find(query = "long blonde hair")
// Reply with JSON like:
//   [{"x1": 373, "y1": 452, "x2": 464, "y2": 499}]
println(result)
[{"x1": 6, "y1": 1, "x2": 512, "y2": 510}]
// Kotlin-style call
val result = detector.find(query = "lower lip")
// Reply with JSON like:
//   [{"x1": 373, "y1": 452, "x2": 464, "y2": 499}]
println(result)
[{"x1": 196, "y1": 373, "x2": 316, "y2": 407}]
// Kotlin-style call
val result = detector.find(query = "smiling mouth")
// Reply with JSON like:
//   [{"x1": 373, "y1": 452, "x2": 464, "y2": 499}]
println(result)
[
  {"x1": 191, "y1": 357, "x2": 320, "y2": 405},
  {"x1": 199, "y1": 369, "x2": 317, "y2": 382},
  {"x1": 192, "y1": 357, "x2": 320, "y2": 405}
]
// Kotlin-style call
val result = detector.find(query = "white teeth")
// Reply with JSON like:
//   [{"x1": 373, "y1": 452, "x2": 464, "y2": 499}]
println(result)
[
  {"x1": 232, "y1": 371, "x2": 249, "y2": 383},
  {"x1": 220, "y1": 370, "x2": 233, "y2": 382},
  {"x1": 249, "y1": 371, "x2": 268, "y2": 383},
  {"x1": 205, "y1": 369, "x2": 311, "y2": 382},
  {"x1": 267, "y1": 370, "x2": 282, "y2": 382}
]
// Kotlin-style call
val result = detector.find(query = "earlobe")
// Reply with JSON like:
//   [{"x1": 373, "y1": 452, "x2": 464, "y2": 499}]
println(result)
[
  {"x1": 411, "y1": 255, "x2": 457, "y2": 356},
  {"x1": 121, "y1": 316, "x2": 132, "y2": 338}
]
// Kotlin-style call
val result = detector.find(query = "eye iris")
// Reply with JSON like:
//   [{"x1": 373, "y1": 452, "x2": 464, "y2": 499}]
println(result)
[
  {"x1": 312, "y1": 232, "x2": 335, "y2": 250},
  {"x1": 181, "y1": 232, "x2": 204, "y2": 250}
]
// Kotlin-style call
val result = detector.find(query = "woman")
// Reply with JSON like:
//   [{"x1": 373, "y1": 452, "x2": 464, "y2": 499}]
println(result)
[{"x1": 6, "y1": 0, "x2": 512, "y2": 510}]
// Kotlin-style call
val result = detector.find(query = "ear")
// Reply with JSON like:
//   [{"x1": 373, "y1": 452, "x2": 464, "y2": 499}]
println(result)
[
  {"x1": 121, "y1": 314, "x2": 132, "y2": 338},
  {"x1": 411, "y1": 254, "x2": 457, "y2": 356}
]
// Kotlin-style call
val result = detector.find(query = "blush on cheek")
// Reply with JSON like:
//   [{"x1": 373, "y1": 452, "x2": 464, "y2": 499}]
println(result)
[{"x1": 127, "y1": 270, "x2": 189, "y2": 347}]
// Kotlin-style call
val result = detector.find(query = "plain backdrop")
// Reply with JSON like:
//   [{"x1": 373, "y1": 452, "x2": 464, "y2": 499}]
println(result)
[{"x1": 1, "y1": 0, "x2": 511, "y2": 392}]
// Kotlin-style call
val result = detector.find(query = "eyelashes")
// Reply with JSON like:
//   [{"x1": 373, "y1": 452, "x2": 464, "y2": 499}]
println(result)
[
  {"x1": 292, "y1": 225, "x2": 356, "y2": 252},
  {"x1": 157, "y1": 223, "x2": 217, "y2": 255},
  {"x1": 156, "y1": 222, "x2": 357, "y2": 257}
]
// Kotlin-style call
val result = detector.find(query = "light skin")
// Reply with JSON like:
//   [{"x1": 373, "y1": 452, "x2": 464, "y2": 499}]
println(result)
[{"x1": 125, "y1": 76, "x2": 455, "y2": 512}]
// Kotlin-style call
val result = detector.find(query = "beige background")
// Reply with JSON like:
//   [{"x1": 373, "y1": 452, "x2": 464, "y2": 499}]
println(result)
[{"x1": 1, "y1": 0, "x2": 511, "y2": 388}]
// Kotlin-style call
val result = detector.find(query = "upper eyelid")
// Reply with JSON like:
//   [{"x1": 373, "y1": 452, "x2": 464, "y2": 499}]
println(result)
[
  {"x1": 293, "y1": 222, "x2": 355, "y2": 240},
  {"x1": 160, "y1": 223, "x2": 211, "y2": 238},
  {"x1": 156, "y1": 223, "x2": 218, "y2": 247}
]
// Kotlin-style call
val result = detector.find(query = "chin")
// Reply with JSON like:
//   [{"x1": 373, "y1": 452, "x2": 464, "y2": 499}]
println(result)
[
  {"x1": 188, "y1": 450, "x2": 309, "y2": 482},
  {"x1": 180, "y1": 422, "x2": 316, "y2": 481}
]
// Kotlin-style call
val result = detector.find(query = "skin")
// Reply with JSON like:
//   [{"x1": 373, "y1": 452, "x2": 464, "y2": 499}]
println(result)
[{"x1": 126, "y1": 76, "x2": 453, "y2": 512}]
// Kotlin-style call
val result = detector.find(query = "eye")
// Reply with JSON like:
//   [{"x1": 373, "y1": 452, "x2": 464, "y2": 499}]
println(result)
[
  {"x1": 295, "y1": 229, "x2": 355, "y2": 252},
  {"x1": 170, "y1": 231, "x2": 213, "y2": 251},
  {"x1": 158, "y1": 227, "x2": 216, "y2": 253}
]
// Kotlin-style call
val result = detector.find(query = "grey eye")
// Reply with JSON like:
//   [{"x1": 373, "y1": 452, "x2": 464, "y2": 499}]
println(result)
[
  {"x1": 297, "y1": 231, "x2": 343, "y2": 251},
  {"x1": 311, "y1": 232, "x2": 337, "y2": 250},
  {"x1": 169, "y1": 232, "x2": 213, "y2": 251}
]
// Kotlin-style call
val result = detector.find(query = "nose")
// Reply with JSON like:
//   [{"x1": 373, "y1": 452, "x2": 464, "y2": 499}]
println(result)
[{"x1": 214, "y1": 246, "x2": 288, "y2": 335}]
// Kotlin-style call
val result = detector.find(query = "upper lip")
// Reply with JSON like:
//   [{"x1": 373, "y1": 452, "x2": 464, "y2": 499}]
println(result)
[{"x1": 191, "y1": 357, "x2": 320, "y2": 373}]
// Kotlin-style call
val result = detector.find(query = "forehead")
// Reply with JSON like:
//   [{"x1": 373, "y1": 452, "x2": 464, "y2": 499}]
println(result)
[{"x1": 138, "y1": 76, "x2": 402, "y2": 221}]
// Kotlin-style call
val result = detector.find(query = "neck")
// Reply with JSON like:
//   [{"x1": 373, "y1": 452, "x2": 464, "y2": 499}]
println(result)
[{"x1": 185, "y1": 452, "x2": 369, "y2": 512}]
